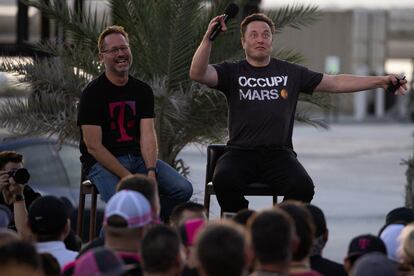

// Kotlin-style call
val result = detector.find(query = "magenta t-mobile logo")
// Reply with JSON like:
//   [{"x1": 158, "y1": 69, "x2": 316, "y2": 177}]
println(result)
[
  {"x1": 109, "y1": 101, "x2": 136, "y2": 142},
  {"x1": 358, "y1": 238, "x2": 371, "y2": 249}
]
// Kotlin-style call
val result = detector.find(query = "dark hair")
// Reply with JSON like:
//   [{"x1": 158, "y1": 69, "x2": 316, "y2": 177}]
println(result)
[
  {"x1": 0, "y1": 240, "x2": 41, "y2": 269},
  {"x1": 141, "y1": 225, "x2": 181, "y2": 273},
  {"x1": 0, "y1": 151, "x2": 23, "y2": 170},
  {"x1": 249, "y1": 208, "x2": 294, "y2": 265},
  {"x1": 98, "y1": 25, "x2": 129, "y2": 52},
  {"x1": 116, "y1": 174, "x2": 156, "y2": 207},
  {"x1": 169, "y1": 201, "x2": 206, "y2": 226},
  {"x1": 279, "y1": 201, "x2": 315, "y2": 261},
  {"x1": 305, "y1": 204, "x2": 327, "y2": 238},
  {"x1": 39, "y1": 253, "x2": 60, "y2": 276},
  {"x1": 240, "y1": 13, "x2": 276, "y2": 39},
  {"x1": 197, "y1": 221, "x2": 245, "y2": 276},
  {"x1": 233, "y1": 209, "x2": 256, "y2": 226}
]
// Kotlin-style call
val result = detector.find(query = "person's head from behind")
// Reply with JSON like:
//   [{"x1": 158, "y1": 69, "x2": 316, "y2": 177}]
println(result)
[
  {"x1": 28, "y1": 195, "x2": 71, "y2": 242},
  {"x1": 233, "y1": 209, "x2": 256, "y2": 226},
  {"x1": 169, "y1": 201, "x2": 207, "y2": 227},
  {"x1": 240, "y1": 13, "x2": 276, "y2": 63},
  {"x1": 0, "y1": 228, "x2": 19, "y2": 247},
  {"x1": 305, "y1": 204, "x2": 328, "y2": 255},
  {"x1": 98, "y1": 25, "x2": 132, "y2": 76},
  {"x1": 73, "y1": 247, "x2": 130, "y2": 276},
  {"x1": 104, "y1": 190, "x2": 152, "y2": 251},
  {"x1": 0, "y1": 240, "x2": 43, "y2": 276},
  {"x1": 116, "y1": 174, "x2": 160, "y2": 219},
  {"x1": 248, "y1": 208, "x2": 295, "y2": 271},
  {"x1": 141, "y1": 224, "x2": 184, "y2": 276},
  {"x1": 350, "y1": 252, "x2": 397, "y2": 276},
  {"x1": 344, "y1": 234, "x2": 387, "y2": 273},
  {"x1": 398, "y1": 223, "x2": 414, "y2": 267},
  {"x1": 196, "y1": 221, "x2": 246, "y2": 276},
  {"x1": 39, "y1": 253, "x2": 60, "y2": 276},
  {"x1": 279, "y1": 200, "x2": 315, "y2": 262}
]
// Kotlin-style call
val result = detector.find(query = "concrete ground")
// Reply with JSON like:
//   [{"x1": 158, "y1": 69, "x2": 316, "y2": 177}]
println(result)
[{"x1": 178, "y1": 122, "x2": 414, "y2": 263}]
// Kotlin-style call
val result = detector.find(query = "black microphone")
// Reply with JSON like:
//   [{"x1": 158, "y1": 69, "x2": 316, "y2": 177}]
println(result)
[
  {"x1": 386, "y1": 75, "x2": 405, "y2": 94},
  {"x1": 209, "y1": 3, "x2": 239, "y2": 41}
]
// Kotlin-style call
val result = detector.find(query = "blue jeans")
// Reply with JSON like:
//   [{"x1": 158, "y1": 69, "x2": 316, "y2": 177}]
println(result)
[{"x1": 87, "y1": 154, "x2": 193, "y2": 220}]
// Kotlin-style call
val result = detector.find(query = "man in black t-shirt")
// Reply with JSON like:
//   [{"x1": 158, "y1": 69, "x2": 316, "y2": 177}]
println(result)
[
  {"x1": 189, "y1": 13, "x2": 408, "y2": 213},
  {"x1": 77, "y1": 26, "x2": 192, "y2": 220}
]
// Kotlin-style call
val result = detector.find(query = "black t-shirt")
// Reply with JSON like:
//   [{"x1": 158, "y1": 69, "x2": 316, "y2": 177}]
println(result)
[
  {"x1": 310, "y1": 255, "x2": 347, "y2": 276},
  {"x1": 213, "y1": 58, "x2": 323, "y2": 149},
  {"x1": 0, "y1": 185, "x2": 41, "y2": 229},
  {"x1": 77, "y1": 73, "x2": 155, "y2": 171}
]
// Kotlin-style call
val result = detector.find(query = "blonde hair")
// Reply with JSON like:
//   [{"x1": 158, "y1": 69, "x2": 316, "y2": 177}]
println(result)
[
  {"x1": 398, "y1": 223, "x2": 414, "y2": 264},
  {"x1": 97, "y1": 25, "x2": 129, "y2": 52}
]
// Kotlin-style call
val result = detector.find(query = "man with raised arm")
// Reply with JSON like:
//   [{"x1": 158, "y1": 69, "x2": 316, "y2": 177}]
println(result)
[{"x1": 189, "y1": 13, "x2": 407, "y2": 213}]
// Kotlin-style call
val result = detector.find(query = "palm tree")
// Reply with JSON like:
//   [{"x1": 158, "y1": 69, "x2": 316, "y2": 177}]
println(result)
[{"x1": 0, "y1": 0, "x2": 329, "y2": 174}]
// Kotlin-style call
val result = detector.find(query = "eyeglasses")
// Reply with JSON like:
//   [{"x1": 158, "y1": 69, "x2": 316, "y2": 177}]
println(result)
[{"x1": 101, "y1": 45, "x2": 130, "y2": 55}]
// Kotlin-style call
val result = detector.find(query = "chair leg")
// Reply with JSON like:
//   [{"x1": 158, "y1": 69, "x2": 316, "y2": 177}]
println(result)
[
  {"x1": 89, "y1": 186, "x2": 98, "y2": 242},
  {"x1": 77, "y1": 192, "x2": 85, "y2": 238},
  {"x1": 272, "y1": 195, "x2": 278, "y2": 205},
  {"x1": 204, "y1": 192, "x2": 211, "y2": 219}
]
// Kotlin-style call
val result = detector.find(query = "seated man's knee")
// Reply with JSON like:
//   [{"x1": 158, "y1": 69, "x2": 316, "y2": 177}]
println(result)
[{"x1": 286, "y1": 174, "x2": 314, "y2": 202}]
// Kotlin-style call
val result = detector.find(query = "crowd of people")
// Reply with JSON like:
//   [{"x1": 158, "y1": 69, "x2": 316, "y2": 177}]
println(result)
[
  {"x1": 0, "y1": 5, "x2": 410, "y2": 276},
  {"x1": 1, "y1": 168, "x2": 414, "y2": 276}
]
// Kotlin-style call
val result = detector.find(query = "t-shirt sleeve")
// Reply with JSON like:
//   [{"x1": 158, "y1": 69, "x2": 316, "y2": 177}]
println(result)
[
  {"x1": 299, "y1": 67, "x2": 324, "y2": 95},
  {"x1": 77, "y1": 86, "x2": 103, "y2": 126},
  {"x1": 140, "y1": 83, "x2": 155, "y2": 119},
  {"x1": 212, "y1": 62, "x2": 232, "y2": 96}
]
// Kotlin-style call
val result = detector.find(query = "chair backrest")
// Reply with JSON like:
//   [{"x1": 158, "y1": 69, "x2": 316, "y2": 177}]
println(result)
[{"x1": 205, "y1": 144, "x2": 226, "y2": 185}]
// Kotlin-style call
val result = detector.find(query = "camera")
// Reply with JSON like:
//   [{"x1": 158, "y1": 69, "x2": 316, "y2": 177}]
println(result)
[{"x1": 8, "y1": 168, "x2": 30, "y2": 185}]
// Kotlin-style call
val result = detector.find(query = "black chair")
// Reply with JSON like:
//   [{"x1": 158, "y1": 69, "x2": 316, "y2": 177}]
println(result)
[
  {"x1": 76, "y1": 178, "x2": 99, "y2": 242},
  {"x1": 203, "y1": 144, "x2": 278, "y2": 218}
]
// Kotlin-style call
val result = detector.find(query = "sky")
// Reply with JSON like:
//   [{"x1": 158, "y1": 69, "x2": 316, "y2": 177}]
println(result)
[{"x1": 262, "y1": 0, "x2": 414, "y2": 10}]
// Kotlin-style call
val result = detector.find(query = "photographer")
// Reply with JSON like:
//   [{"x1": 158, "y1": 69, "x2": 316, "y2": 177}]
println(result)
[{"x1": 0, "y1": 151, "x2": 40, "y2": 239}]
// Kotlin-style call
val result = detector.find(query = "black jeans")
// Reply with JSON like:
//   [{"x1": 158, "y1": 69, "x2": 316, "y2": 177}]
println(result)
[{"x1": 212, "y1": 147, "x2": 314, "y2": 212}]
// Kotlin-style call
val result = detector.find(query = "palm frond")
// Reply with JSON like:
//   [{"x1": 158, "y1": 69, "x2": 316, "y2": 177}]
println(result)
[
  {"x1": 24, "y1": 0, "x2": 108, "y2": 49},
  {"x1": 165, "y1": 0, "x2": 201, "y2": 91},
  {"x1": 273, "y1": 48, "x2": 305, "y2": 64},
  {"x1": 0, "y1": 94, "x2": 79, "y2": 143},
  {"x1": 266, "y1": 4, "x2": 321, "y2": 33}
]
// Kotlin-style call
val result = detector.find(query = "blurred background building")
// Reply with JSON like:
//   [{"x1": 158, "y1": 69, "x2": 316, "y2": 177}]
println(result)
[{"x1": 1, "y1": 0, "x2": 414, "y2": 121}]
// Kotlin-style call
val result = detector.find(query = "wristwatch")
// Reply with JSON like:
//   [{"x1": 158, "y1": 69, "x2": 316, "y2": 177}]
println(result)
[
  {"x1": 13, "y1": 194, "x2": 25, "y2": 203},
  {"x1": 147, "y1": 167, "x2": 158, "y2": 174}
]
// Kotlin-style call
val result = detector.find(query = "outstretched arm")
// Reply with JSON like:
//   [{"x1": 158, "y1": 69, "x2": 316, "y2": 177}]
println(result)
[
  {"x1": 189, "y1": 16, "x2": 227, "y2": 87},
  {"x1": 315, "y1": 74, "x2": 408, "y2": 95}
]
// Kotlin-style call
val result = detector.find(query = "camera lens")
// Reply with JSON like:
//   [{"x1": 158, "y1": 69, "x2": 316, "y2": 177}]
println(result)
[{"x1": 9, "y1": 168, "x2": 30, "y2": 185}]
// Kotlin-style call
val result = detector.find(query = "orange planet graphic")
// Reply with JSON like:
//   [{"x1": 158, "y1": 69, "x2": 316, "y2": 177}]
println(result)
[{"x1": 280, "y1": 88, "x2": 288, "y2": 99}]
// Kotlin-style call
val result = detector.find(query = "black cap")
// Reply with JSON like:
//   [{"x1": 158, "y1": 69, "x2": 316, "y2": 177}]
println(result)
[
  {"x1": 378, "y1": 207, "x2": 414, "y2": 235},
  {"x1": 28, "y1": 196, "x2": 69, "y2": 235},
  {"x1": 347, "y1": 234, "x2": 387, "y2": 259},
  {"x1": 305, "y1": 204, "x2": 327, "y2": 238}
]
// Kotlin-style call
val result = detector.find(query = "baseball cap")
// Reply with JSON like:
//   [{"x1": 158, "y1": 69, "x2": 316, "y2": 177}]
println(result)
[
  {"x1": 180, "y1": 218, "x2": 205, "y2": 246},
  {"x1": 104, "y1": 190, "x2": 152, "y2": 228},
  {"x1": 379, "y1": 207, "x2": 414, "y2": 235},
  {"x1": 379, "y1": 224, "x2": 404, "y2": 262},
  {"x1": 347, "y1": 234, "x2": 387, "y2": 259},
  {"x1": 350, "y1": 252, "x2": 398, "y2": 276},
  {"x1": 28, "y1": 196, "x2": 69, "y2": 235},
  {"x1": 73, "y1": 247, "x2": 129, "y2": 276}
]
